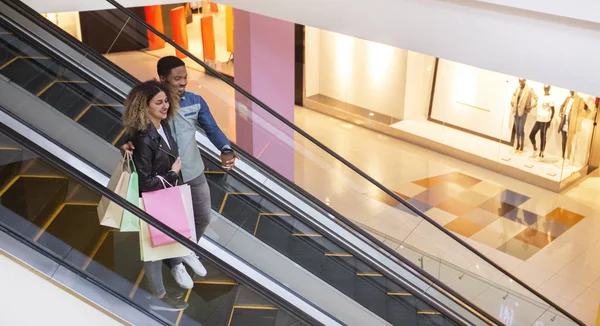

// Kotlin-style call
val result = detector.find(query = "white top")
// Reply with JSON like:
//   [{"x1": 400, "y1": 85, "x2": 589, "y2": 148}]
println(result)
[
  {"x1": 563, "y1": 97, "x2": 574, "y2": 132},
  {"x1": 537, "y1": 95, "x2": 554, "y2": 122},
  {"x1": 157, "y1": 125, "x2": 171, "y2": 149}
]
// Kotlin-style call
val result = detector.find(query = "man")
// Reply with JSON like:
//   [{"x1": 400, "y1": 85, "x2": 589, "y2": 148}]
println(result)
[{"x1": 121, "y1": 56, "x2": 236, "y2": 289}]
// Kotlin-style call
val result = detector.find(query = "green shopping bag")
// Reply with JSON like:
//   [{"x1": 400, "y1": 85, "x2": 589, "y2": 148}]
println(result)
[{"x1": 120, "y1": 152, "x2": 140, "y2": 232}]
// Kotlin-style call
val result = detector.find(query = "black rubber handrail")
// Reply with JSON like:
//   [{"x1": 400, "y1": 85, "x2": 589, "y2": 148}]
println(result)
[
  {"x1": 104, "y1": 1, "x2": 584, "y2": 324},
  {"x1": 0, "y1": 119, "x2": 329, "y2": 326}
]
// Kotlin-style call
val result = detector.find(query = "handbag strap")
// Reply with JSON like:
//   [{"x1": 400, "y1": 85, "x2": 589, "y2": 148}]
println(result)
[
  {"x1": 124, "y1": 150, "x2": 137, "y2": 173},
  {"x1": 156, "y1": 175, "x2": 178, "y2": 189}
]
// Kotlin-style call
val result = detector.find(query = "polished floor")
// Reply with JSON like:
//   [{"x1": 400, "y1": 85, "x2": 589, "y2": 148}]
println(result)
[{"x1": 105, "y1": 50, "x2": 600, "y2": 325}]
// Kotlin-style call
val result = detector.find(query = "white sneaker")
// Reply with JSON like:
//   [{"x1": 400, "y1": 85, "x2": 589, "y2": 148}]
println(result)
[
  {"x1": 171, "y1": 263, "x2": 193, "y2": 289},
  {"x1": 182, "y1": 254, "x2": 207, "y2": 277}
]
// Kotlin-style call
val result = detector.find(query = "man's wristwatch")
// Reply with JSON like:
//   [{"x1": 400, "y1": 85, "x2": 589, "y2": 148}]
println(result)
[{"x1": 222, "y1": 148, "x2": 234, "y2": 156}]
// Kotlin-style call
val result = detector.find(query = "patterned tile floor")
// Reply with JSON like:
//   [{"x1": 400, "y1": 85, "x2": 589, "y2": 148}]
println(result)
[
  {"x1": 107, "y1": 52, "x2": 600, "y2": 325},
  {"x1": 396, "y1": 172, "x2": 585, "y2": 260}
]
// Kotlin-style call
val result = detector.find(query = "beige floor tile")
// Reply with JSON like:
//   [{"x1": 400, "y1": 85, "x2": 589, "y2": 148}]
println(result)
[
  {"x1": 557, "y1": 261, "x2": 600, "y2": 288},
  {"x1": 470, "y1": 226, "x2": 512, "y2": 250},
  {"x1": 393, "y1": 182, "x2": 428, "y2": 198},
  {"x1": 470, "y1": 181, "x2": 505, "y2": 197},
  {"x1": 426, "y1": 208, "x2": 458, "y2": 226},
  {"x1": 572, "y1": 287, "x2": 600, "y2": 310},
  {"x1": 540, "y1": 274, "x2": 588, "y2": 302},
  {"x1": 453, "y1": 189, "x2": 491, "y2": 206},
  {"x1": 566, "y1": 302, "x2": 597, "y2": 326},
  {"x1": 510, "y1": 261, "x2": 554, "y2": 289},
  {"x1": 484, "y1": 217, "x2": 528, "y2": 238}
]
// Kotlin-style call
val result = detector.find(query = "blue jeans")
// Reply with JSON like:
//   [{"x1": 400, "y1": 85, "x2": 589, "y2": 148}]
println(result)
[{"x1": 514, "y1": 113, "x2": 528, "y2": 149}]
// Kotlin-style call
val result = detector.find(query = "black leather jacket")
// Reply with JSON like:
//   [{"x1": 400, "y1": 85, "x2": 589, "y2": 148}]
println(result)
[{"x1": 131, "y1": 121, "x2": 183, "y2": 195}]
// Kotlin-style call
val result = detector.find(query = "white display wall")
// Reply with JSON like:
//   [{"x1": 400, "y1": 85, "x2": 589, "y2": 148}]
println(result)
[
  {"x1": 430, "y1": 59, "x2": 596, "y2": 161},
  {"x1": 304, "y1": 26, "x2": 408, "y2": 120}
]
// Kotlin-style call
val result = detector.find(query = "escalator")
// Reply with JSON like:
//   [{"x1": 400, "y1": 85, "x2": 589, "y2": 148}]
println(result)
[
  {"x1": 0, "y1": 113, "x2": 328, "y2": 326},
  {"x1": 0, "y1": 0, "x2": 585, "y2": 325},
  {"x1": 0, "y1": 14, "x2": 471, "y2": 326}
]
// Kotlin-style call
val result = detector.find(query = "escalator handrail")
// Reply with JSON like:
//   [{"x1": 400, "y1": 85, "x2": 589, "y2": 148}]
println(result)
[
  {"x1": 104, "y1": 1, "x2": 583, "y2": 324},
  {"x1": 0, "y1": 118, "x2": 336, "y2": 326}
]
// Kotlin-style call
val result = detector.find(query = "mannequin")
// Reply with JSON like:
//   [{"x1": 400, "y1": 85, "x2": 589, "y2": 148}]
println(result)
[
  {"x1": 529, "y1": 85, "x2": 554, "y2": 158},
  {"x1": 558, "y1": 90, "x2": 588, "y2": 160},
  {"x1": 510, "y1": 78, "x2": 538, "y2": 153}
]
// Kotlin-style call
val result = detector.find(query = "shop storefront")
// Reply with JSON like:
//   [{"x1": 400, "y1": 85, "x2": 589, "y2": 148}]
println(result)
[{"x1": 301, "y1": 26, "x2": 599, "y2": 191}]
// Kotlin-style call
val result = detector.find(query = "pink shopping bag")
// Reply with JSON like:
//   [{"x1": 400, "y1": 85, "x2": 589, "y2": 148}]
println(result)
[{"x1": 142, "y1": 184, "x2": 192, "y2": 247}]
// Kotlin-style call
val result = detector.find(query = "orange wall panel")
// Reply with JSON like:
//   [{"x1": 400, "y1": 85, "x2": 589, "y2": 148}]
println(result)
[
  {"x1": 144, "y1": 5, "x2": 165, "y2": 50},
  {"x1": 170, "y1": 6, "x2": 189, "y2": 58},
  {"x1": 201, "y1": 15, "x2": 216, "y2": 62},
  {"x1": 225, "y1": 6, "x2": 234, "y2": 53}
]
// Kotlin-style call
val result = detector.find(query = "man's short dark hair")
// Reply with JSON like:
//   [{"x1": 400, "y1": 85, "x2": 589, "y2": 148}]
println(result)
[{"x1": 157, "y1": 56, "x2": 185, "y2": 78}]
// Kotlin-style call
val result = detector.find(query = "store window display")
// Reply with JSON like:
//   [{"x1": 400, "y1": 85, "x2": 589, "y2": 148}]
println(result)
[
  {"x1": 428, "y1": 59, "x2": 598, "y2": 187},
  {"x1": 301, "y1": 29, "x2": 599, "y2": 190}
]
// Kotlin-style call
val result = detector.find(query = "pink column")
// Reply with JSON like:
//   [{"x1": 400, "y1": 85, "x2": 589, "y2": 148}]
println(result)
[{"x1": 233, "y1": 10, "x2": 295, "y2": 181}]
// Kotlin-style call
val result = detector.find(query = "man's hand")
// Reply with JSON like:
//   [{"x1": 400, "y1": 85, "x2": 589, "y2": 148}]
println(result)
[
  {"x1": 120, "y1": 141, "x2": 134, "y2": 156},
  {"x1": 221, "y1": 151, "x2": 238, "y2": 170}
]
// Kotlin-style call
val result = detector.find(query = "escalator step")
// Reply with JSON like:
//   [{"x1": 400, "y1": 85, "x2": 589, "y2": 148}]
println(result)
[
  {"x1": 37, "y1": 82, "x2": 93, "y2": 119},
  {"x1": 220, "y1": 193, "x2": 261, "y2": 234},
  {"x1": 0, "y1": 34, "x2": 44, "y2": 66},
  {"x1": 0, "y1": 57, "x2": 59, "y2": 95},
  {"x1": 36, "y1": 203, "x2": 109, "y2": 259},
  {"x1": 180, "y1": 283, "x2": 237, "y2": 325},
  {"x1": 228, "y1": 307, "x2": 278, "y2": 326},
  {"x1": 254, "y1": 214, "x2": 294, "y2": 256},
  {"x1": 78, "y1": 231, "x2": 143, "y2": 299},
  {"x1": 355, "y1": 275, "x2": 388, "y2": 320},
  {"x1": 321, "y1": 255, "x2": 357, "y2": 298},
  {"x1": 77, "y1": 104, "x2": 125, "y2": 143},
  {"x1": 0, "y1": 176, "x2": 67, "y2": 237}
]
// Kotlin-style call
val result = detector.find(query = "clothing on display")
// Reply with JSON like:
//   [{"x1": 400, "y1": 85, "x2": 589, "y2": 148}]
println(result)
[
  {"x1": 529, "y1": 91, "x2": 555, "y2": 157},
  {"x1": 558, "y1": 92, "x2": 588, "y2": 159},
  {"x1": 510, "y1": 79, "x2": 538, "y2": 152}
]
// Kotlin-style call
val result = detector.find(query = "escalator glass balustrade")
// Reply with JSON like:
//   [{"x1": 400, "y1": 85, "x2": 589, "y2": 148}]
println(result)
[{"x1": 0, "y1": 121, "x2": 313, "y2": 326}]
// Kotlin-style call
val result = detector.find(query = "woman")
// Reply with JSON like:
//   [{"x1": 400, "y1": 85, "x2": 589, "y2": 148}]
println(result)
[{"x1": 123, "y1": 80, "x2": 203, "y2": 311}]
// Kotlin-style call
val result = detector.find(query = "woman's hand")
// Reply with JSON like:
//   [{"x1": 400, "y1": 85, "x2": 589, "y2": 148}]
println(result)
[{"x1": 171, "y1": 157, "x2": 182, "y2": 174}]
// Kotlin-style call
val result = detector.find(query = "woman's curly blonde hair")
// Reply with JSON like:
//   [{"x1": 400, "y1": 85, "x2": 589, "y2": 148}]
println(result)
[{"x1": 123, "y1": 80, "x2": 179, "y2": 134}]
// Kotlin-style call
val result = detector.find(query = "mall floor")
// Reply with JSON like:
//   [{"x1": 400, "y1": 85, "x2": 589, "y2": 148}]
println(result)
[{"x1": 105, "y1": 49, "x2": 600, "y2": 325}]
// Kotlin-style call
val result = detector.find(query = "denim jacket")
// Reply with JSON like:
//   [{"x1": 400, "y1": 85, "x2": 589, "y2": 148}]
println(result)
[{"x1": 169, "y1": 91, "x2": 231, "y2": 182}]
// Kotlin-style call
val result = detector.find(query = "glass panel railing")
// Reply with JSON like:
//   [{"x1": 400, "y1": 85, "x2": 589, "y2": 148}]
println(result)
[
  {"x1": 0, "y1": 10, "x2": 469, "y2": 325},
  {"x1": 0, "y1": 121, "x2": 312, "y2": 326},
  {"x1": 95, "y1": 2, "x2": 583, "y2": 325}
]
